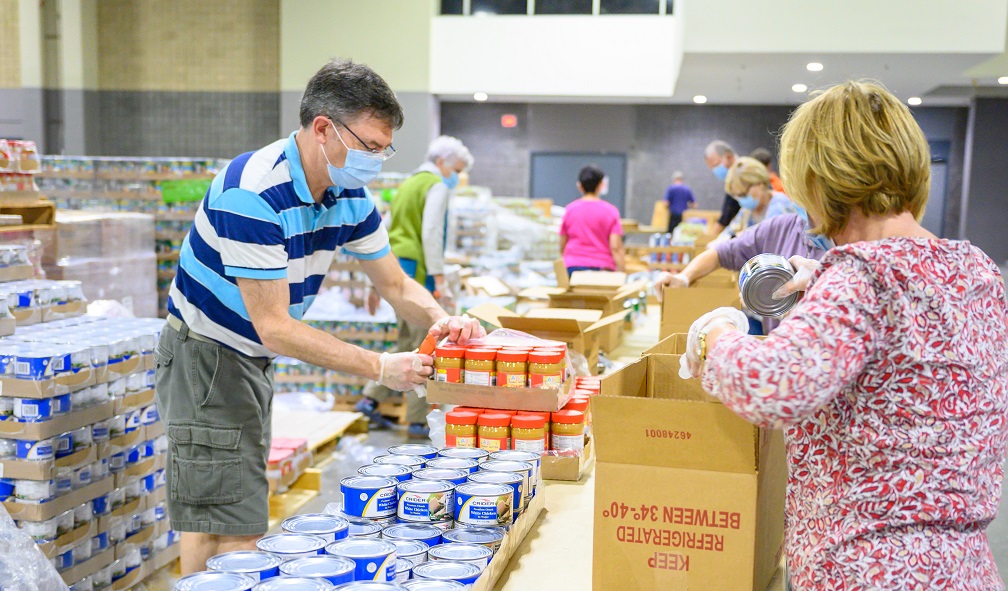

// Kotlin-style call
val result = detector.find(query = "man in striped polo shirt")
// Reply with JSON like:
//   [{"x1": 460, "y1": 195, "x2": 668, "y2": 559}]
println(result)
[{"x1": 154, "y1": 59, "x2": 484, "y2": 574}]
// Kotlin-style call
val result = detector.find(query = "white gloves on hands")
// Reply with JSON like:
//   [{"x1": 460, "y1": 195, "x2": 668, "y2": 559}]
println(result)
[
  {"x1": 378, "y1": 351, "x2": 434, "y2": 392},
  {"x1": 678, "y1": 307, "x2": 750, "y2": 380},
  {"x1": 772, "y1": 256, "x2": 822, "y2": 300},
  {"x1": 653, "y1": 272, "x2": 690, "y2": 302},
  {"x1": 429, "y1": 314, "x2": 486, "y2": 345}
]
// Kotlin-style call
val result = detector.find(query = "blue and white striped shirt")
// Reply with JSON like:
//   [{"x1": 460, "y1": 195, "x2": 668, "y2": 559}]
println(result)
[{"x1": 168, "y1": 132, "x2": 390, "y2": 357}]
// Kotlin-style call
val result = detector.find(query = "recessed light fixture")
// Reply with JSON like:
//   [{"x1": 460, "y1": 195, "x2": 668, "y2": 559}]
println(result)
[
  {"x1": 792, "y1": 83, "x2": 808, "y2": 93},
  {"x1": 473, "y1": 92, "x2": 488, "y2": 102},
  {"x1": 907, "y1": 97, "x2": 922, "y2": 106},
  {"x1": 806, "y1": 62, "x2": 823, "y2": 72},
  {"x1": 693, "y1": 95, "x2": 707, "y2": 104},
  {"x1": 999, "y1": 76, "x2": 1008, "y2": 85}
]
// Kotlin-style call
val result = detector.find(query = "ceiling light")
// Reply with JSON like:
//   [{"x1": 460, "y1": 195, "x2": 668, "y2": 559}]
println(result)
[
  {"x1": 806, "y1": 62, "x2": 823, "y2": 72},
  {"x1": 907, "y1": 97, "x2": 922, "y2": 106},
  {"x1": 792, "y1": 83, "x2": 808, "y2": 93},
  {"x1": 692, "y1": 95, "x2": 707, "y2": 104},
  {"x1": 999, "y1": 76, "x2": 1008, "y2": 85},
  {"x1": 473, "y1": 92, "x2": 488, "y2": 102}
]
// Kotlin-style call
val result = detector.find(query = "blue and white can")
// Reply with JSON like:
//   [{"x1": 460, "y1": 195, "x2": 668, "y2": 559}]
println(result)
[
  {"x1": 467, "y1": 471, "x2": 524, "y2": 515},
  {"x1": 53, "y1": 432, "x2": 74, "y2": 459},
  {"x1": 142, "y1": 473, "x2": 156, "y2": 494},
  {"x1": 52, "y1": 393, "x2": 72, "y2": 415},
  {"x1": 55, "y1": 470, "x2": 73, "y2": 495},
  {"x1": 255, "y1": 534, "x2": 327, "y2": 562},
  {"x1": 342, "y1": 515, "x2": 383, "y2": 539},
  {"x1": 388, "y1": 444, "x2": 438, "y2": 460},
  {"x1": 207, "y1": 551, "x2": 285, "y2": 581},
  {"x1": 489, "y1": 450, "x2": 541, "y2": 496},
  {"x1": 174, "y1": 571, "x2": 257, "y2": 591},
  {"x1": 429, "y1": 543, "x2": 493, "y2": 571},
  {"x1": 279, "y1": 555, "x2": 355, "y2": 586},
  {"x1": 411, "y1": 561, "x2": 482, "y2": 586},
  {"x1": 17, "y1": 438, "x2": 54, "y2": 460},
  {"x1": 251, "y1": 578, "x2": 334, "y2": 591},
  {"x1": 397, "y1": 480, "x2": 455, "y2": 524},
  {"x1": 14, "y1": 397, "x2": 53, "y2": 422},
  {"x1": 396, "y1": 558, "x2": 413, "y2": 583},
  {"x1": 340, "y1": 476, "x2": 398, "y2": 519},
  {"x1": 454, "y1": 483, "x2": 513, "y2": 527},
  {"x1": 478, "y1": 460, "x2": 534, "y2": 504},
  {"x1": 140, "y1": 405, "x2": 159, "y2": 425},
  {"x1": 282, "y1": 513, "x2": 350, "y2": 543},
  {"x1": 381, "y1": 523, "x2": 443, "y2": 548},
  {"x1": 72, "y1": 464, "x2": 92, "y2": 489},
  {"x1": 412, "y1": 469, "x2": 468, "y2": 488},
  {"x1": 324, "y1": 538, "x2": 397, "y2": 582},
  {"x1": 401, "y1": 582, "x2": 466, "y2": 591},
  {"x1": 358, "y1": 464, "x2": 413, "y2": 483},
  {"x1": 436, "y1": 447, "x2": 489, "y2": 463},
  {"x1": 441, "y1": 527, "x2": 505, "y2": 554},
  {"x1": 424, "y1": 457, "x2": 479, "y2": 475},
  {"x1": 373, "y1": 454, "x2": 425, "y2": 471},
  {"x1": 390, "y1": 540, "x2": 429, "y2": 568}
]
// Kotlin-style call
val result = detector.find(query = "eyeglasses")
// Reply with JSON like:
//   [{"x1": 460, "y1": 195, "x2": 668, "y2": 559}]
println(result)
[{"x1": 332, "y1": 118, "x2": 396, "y2": 162}]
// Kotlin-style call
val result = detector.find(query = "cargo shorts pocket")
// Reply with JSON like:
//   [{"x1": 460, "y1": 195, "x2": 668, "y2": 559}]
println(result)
[{"x1": 167, "y1": 422, "x2": 242, "y2": 505}]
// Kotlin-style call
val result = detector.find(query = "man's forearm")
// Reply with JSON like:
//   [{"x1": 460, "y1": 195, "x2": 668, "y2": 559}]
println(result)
[
  {"x1": 262, "y1": 318, "x2": 382, "y2": 381},
  {"x1": 387, "y1": 276, "x2": 448, "y2": 329},
  {"x1": 681, "y1": 248, "x2": 721, "y2": 283}
]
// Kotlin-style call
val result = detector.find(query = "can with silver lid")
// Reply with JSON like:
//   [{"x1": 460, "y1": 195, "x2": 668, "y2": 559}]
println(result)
[
  {"x1": 428, "y1": 543, "x2": 493, "y2": 571},
  {"x1": 341, "y1": 515, "x2": 383, "y2": 539},
  {"x1": 282, "y1": 513, "x2": 350, "y2": 543},
  {"x1": 324, "y1": 538, "x2": 397, "y2": 582},
  {"x1": 251, "y1": 577, "x2": 334, "y2": 591},
  {"x1": 489, "y1": 450, "x2": 541, "y2": 496},
  {"x1": 441, "y1": 526, "x2": 505, "y2": 554},
  {"x1": 478, "y1": 460, "x2": 533, "y2": 504},
  {"x1": 467, "y1": 471, "x2": 523, "y2": 515},
  {"x1": 739, "y1": 253, "x2": 798, "y2": 318},
  {"x1": 206, "y1": 551, "x2": 284, "y2": 581},
  {"x1": 389, "y1": 539, "x2": 429, "y2": 567},
  {"x1": 388, "y1": 444, "x2": 438, "y2": 460},
  {"x1": 358, "y1": 464, "x2": 413, "y2": 483},
  {"x1": 436, "y1": 448, "x2": 488, "y2": 463},
  {"x1": 424, "y1": 457, "x2": 478, "y2": 475},
  {"x1": 411, "y1": 561, "x2": 482, "y2": 586},
  {"x1": 279, "y1": 555, "x2": 355, "y2": 586},
  {"x1": 402, "y1": 581, "x2": 466, "y2": 590},
  {"x1": 381, "y1": 523, "x2": 443, "y2": 548},
  {"x1": 395, "y1": 558, "x2": 412, "y2": 583},
  {"x1": 411, "y1": 469, "x2": 468, "y2": 487},
  {"x1": 173, "y1": 572, "x2": 257, "y2": 591},
  {"x1": 255, "y1": 534, "x2": 327, "y2": 561},
  {"x1": 397, "y1": 480, "x2": 454, "y2": 524},
  {"x1": 373, "y1": 454, "x2": 425, "y2": 471},
  {"x1": 333, "y1": 584, "x2": 406, "y2": 591},
  {"x1": 340, "y1": 476, "x2": 398, "y2": 519},
  {"x1": 454, "y1": 483, "x2": 513, "y2": 527}
]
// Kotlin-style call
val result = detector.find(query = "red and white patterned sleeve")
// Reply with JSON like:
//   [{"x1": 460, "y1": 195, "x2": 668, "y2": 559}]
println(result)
[{"x1": 701, "y1": 256, "x2": 881, "y2": 429}]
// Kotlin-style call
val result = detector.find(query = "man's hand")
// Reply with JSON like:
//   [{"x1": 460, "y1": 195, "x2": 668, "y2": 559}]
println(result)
[
  {"x1": 653, "y1": 272, "x2": 689, "y2": 302},
  {"x1": 428, "y1": 315, "x2": 486, "y2": 345},
  {"x1": 378, "y1": 351, "x2": 434, "y2": 391}
]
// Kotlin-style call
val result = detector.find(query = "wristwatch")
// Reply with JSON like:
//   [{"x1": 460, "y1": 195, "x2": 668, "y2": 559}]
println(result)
[{"x1": 697, "y1": 331, "x2": 708, "y2": 364}]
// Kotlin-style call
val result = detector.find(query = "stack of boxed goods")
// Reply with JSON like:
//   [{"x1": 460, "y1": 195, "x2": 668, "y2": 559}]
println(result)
[
  {"x1": 591, "y1": 333, "x2": 786, "y2": 591},
  {"x1": 41, "y1": 211, "x2": 158, "y2": 317},
  {"x1": 445, "y1": 195, "x2": 498, "y2": 260},
  {"x1": 0, "y1": 279, "x2": 88, "y2": 326},
  {"x1": 493, "y1": 197, "x2": 561, "y2": 262},
  {"x1": 540, "y1": 270, "x2": 650, "y2": 354},
  {"x1": 266, "y1": 437, "x2": 312, "y2": 494},
  {"x1": 0, "y1": 140, "x2": 42, "y2": 191},
  {"x1": 0, "y1": 316, "x2": 178, "y2": 590}
]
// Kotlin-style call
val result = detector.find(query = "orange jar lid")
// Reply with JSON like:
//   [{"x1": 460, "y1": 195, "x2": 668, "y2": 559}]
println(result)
[
  {"x1": 446, "y1": 410, "x2": 478, "y2": 425},
  {"x1": 435, "y1": 345, "x2": 466, "y2": 358},
  {"x1": 466, "y1": 348, "x2": 497, "y2": 361},
  {"x1": 478, "y1": 413, "x2": 512, "y2": 428},
  {"x1": 572, "y1": 388, "x2": 596, "y2": 398},
  {"x1": 500, "y1": 346, "x2": 533, "y2": 353},
  {"x1": 454, "y1": 406, "x2": 484, "y2": 414},
  {"x1": 496, "y1": 350, "x2": 528, "y2": 363},
  {"x1": 563, "y1": 397, "x2": 590, "y2": 413},
  {"x1": 529, "y1": 350, "x2": 564, "y2": 364},
  {"x1": 517, "y1": 411, "x2": 550, "y2": 421},
  {"x1": 512, "y1": 414, "x2": 547, "y2": 429},
  {"x1": 551, "y1": 409, "x2": 585, "y2": 424}
]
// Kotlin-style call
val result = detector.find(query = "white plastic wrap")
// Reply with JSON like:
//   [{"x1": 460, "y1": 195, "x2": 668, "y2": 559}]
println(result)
[{"x1": 0, "y1": 505, "x2": 70, "y2": 591}]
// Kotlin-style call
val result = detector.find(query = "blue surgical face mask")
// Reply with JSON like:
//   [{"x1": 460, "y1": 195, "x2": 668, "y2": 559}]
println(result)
[
  {"x1": 736, "y1": 195, "x2": 759, "y2": 211},
  {"x1": 712, "y1": 163, "x2": 729, "y2": 181},
  {"x1": 795, "y1": 207, "x2": 836, "y2": 251},
  {"x1": 321, "y1": 120, "x2": 383, "y2": 190},
  {"x1": 443, "y1": 171, "x2": 460, "y2": 190}
]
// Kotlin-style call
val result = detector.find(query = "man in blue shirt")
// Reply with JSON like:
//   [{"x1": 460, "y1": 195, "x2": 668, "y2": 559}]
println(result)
[
  {"x1": 155, "y1": 59, "x2": 484, "y2": 575},
  {"x1": 663, "y1": 170, "x2": 696, "y2": 233}
]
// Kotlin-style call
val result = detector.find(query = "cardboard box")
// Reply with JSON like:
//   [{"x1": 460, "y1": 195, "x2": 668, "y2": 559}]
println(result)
[
  {"x1": 569, "y1": 271, "x2": 628, "y2": 295},
  {"x1": 0, "y1": 444, "x2": 97, "y2": 480},
  {"x1": 0, "y1": 399, "x2": 113, "y2": 440},
  {"x1": 0, "y1": 264, "x2": 34, "y2": 282},
  {"x1": 427, "y1": 377, "x2": 573, "y2": 413},
  {"x1": 548, "y1": 282, "x2": 645, "y2": 318},
  {"x1": 42, "y1": 300, "x2": 88, "y2": 323},
  {"x1": 107, "y1": 353, "x2": 154, "y2": 379},
  {"x1": 12, "y1": 306, "x2": 42, "y2": 326},
  {"x1": 471, "y1": 485, "x2": 545, "y2": 591},
  {"x1": 98, "y1": 486, "x2": 166, "y2": 533},
  {"x1": 60, "y1": 547, "x2": 114, "y2": 587},
  {"x1": 39, "y1": 520, "x2": 97, "y2": 559},
  {"x1": 4, "y1": 476, "x2": 114, "y2": 522},
  {"x1": 0, "y1": 366, "x2": 96, "y2": 399},
  {"x1": 541, "y1": 436, "x2": 595, "y2": 481},
  {"x1": 659, "y1": 275, "x2": 740, "y2": 341},
  {"x1": 113, "y1": 388, "x2": 155, "y2": 415},
  {"x1": 0, "y1": 316, "x2": 15, "y2": 337},
  {"x1": 592, "y1": 351, "x2": 786, "y2": 591}
]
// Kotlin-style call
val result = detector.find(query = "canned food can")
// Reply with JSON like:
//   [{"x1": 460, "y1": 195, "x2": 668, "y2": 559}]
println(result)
[
  {"x1": 389, "y1": 539, "x2": 429, "y2": 567},
  {"x1": 207, "y1": 551, "x2": 285, "y2": 582},
  {"x1": 401, "y1": 581, "x2": 466, "y2": 590},
  {"x1": 411, "y1": 468, "x2": 468, "y2": 487},
  {"x1": 489, "y1": 451, "x2": 541, "y2": 496},
  {"x1": 173, "y1": 572, "x2": 257, "y2": 591},
  {"x1": 17, "y1": 438, "x2": 54, "y2": 460},
  {"x1": 395, "y1": 558, "x2": 413, "y2": 583},
  {"x1": 281, "y1": 513, "x2": 350, "y2": 543},
  {"x1": 739, "y1": 253, "x2": 799, "y2": 318},
  {"x1": 373, "y1": 454, "x2": 425, "y2": 471},
  {"x1": 255, "y1": 534, "x2": 327, "y2": 561},
  {"x1": 381, "y1": 523, "x2": 443, "y2": 548},
  {"x1": 436, "y1": 448, "x2": 489, "y2": 463},
  {"x1": 358, "y1": 464, "x2": 413, "y2": 483},
  {"x1": 342, "y1": 515, "x2": 383, "y2": 539},
  {"x1": 324, "y1": 538, "x2": 397, "y2": 582},
  {"x1": 424, "y1": 457, "x2": 479, "y2": 475},
  {"x1": 478, "y1": 460, "x2": 534, "y2": 504},
  {"x1": 428, "y1": 542, "x2": 493, "y2": 571},
  {"x1": 340, "y1": 476, "x2": 399, "y2": 519},
  {"x1": 250, "y1": 577, "x2": 335, "y2": 591},
  {"x1": 411, "y1": 561, "x2": 482, "y2": 586},
  {"x1": 396, "y1": 480, "x2": 454, "y2": 524},
  {"x1": 467, "y1": 471, "x2": 524, "y2": 515},
  {"x1": 388, "y1": 444, "x2": 438, "y2": 460},
  {"x1": 453, "y1": 483, "x2": 513, "y2": 527},
  {"x1": 279, "y1": 555, "x2": 355, "y2": 585}
]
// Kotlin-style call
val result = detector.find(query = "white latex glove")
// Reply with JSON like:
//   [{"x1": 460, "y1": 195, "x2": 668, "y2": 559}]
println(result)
[
  {"x1": 653, "y1": 272, "x2": 689, "y2": 302},
  {"x1": 772, "y1": 256, "x2": 823, "y2": 300},
  {"x1": 678, "y1": 307, "x2": 750, "y2": 380},
  {"x1": 378, "y1": 351, "x2": 434, "y2": 392},
  {"x1": 428, "y1": 314, "x2": 486, "y2": 345}
]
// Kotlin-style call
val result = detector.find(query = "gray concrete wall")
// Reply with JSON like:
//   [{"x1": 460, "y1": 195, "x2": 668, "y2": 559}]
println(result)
[{"x1": 962, "y1": 98, "x2": 1008, "y2": 264}]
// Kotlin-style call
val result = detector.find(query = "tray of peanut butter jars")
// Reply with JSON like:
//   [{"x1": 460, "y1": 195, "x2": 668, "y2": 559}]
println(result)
[{"x1": 426, "y1": 331, "x2": 581, "y2": 413}]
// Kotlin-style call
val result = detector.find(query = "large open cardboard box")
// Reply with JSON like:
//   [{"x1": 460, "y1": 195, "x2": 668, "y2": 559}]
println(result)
[
  {"x1": 592, "y1": 343, "x2": 786, "y2": 591},
  {"x1": 659, "y1": 271, "x2": 740, "y2": 340}
]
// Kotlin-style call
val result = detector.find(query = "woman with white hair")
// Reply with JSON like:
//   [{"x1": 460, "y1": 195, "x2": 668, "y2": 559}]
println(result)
[{"x1": 358, "y1": 135, "x2": 474, "y2": 438}]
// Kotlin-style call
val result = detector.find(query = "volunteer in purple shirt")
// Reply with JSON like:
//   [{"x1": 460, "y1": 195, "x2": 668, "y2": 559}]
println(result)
[
  {"x1": 664, "y1": 171, "x2": 696, "y2": 233},
  {"x1": 653, "y1": 212, "x2": 829, "y2": 333}
]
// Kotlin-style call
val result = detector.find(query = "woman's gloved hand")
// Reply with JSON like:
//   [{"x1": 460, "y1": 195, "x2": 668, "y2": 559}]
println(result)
[
  {"x1": 679, "y1": 307, "x2": 749, "y2": 379},
  {"x1": 653, "y1": 272, "x2": 690, "y2": 302},
  {"x1": 772, "y1": 256, "x2": 822, "y2": 300},
  {"x1": 377, "y1": 351, "x2": 434, "y2": 391}
]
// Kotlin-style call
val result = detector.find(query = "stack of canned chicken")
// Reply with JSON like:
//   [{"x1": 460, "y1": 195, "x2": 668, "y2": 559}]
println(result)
[
  {"x1": 0, "y1": 316, "x2": 180, "y2": 591},
  {"x1": 180, "y1": 444, "x2": 543, "y2": 590}
]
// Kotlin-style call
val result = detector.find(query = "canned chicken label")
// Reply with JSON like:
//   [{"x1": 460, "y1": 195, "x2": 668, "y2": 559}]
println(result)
[
  {"x1": 341, "y1": 476, "x2": 399, "y2": 519},
  {"x1": 454, "y1": 483, "x2": 513, "y2": 527},
  {"x1": 17, "y1": 438, "x2": 54, "y2": 460},
  {"x1": 397, "y1": 480, "x2": 454, "y2": 523},
  {"x1": 467, "y1": 471, "x2": 524, "y2": 514}
]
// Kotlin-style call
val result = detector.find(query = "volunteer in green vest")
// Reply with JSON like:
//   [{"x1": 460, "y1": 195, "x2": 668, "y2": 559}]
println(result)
[{"x1": 358, "y1": 135, "x2": 474, "y2": 438}]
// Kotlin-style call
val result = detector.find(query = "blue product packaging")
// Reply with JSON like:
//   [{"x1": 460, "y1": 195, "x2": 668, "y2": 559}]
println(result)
[
  {"x1": 340, "y1": 476, "x2": 398, "y2": 519},
  {"x1": 454, "y1": 483, "x2": 513, "y2": 527},
  {"x1": 53, "y1": 432, "x2": 74, "y2": 459},
  {"x1": 52, "y1": 393, "x2": 72, "y2": 415},
  {"x1": 92, "y1": 493, "x2": 110, "y2": 515},
  {"x1": 396, "y1": 480, "x2": 455, "y2": 524},
  {"x1": 324, "y1": 538, "x2": 397, "y2": 582},
  {"x1": 13, "y1": 397, "x2": 53, "y2": 422},
  {"x1": 16, "y1": 438, "x2": 54, "y2": 460}
]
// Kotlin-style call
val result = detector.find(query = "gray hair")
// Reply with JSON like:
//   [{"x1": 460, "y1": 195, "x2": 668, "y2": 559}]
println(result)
[
  {"x1": 705, "y1": 140, "x2": 735, "y2": 158},
  {"x1": 672, "y1": 170, "x2": 684, "y2": 181},
  {"x1": 299, "y1": 59, "x2": 404, "y2": 130},
  {"x1": 426, "y1": 135, "x2": 474, "y2": 169}
]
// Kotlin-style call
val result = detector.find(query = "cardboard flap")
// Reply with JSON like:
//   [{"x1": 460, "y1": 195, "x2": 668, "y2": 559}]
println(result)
[
  {"x1": 517, "y1": 286, "x2": 565, "y2": 300},
  {"x1": 569, "y1": 271, "x2": 627, "y2": 292},
  {"x1": 644, "y1": 332, "x2": 689, "y2": 356},
  {"x1": 525, "y1": 307, "x2": 602, "y2": 324},
  {"x1": 466, "y1": 303, "x2": 518, "y2": 329},
  {"x1": 554, "y1": 259, "x2": 569, "y2": 288},
  {"x1": 498, "y1": 315, "x2": 587, "y2": 336},
  {"x1": 586, "y1": 312, "x2": 629, "y2": 334},
  {"x1": 465, "y1": 276, "x2": 513, "y2": 297}
]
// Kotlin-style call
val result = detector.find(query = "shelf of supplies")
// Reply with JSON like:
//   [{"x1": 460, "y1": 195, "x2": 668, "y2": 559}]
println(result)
[
  {"x1": 155, "y1": 212, "x2": 196, "y2": 222},
  {"x1": 36, "y1": 170, "x2": 96, "y2": 180},
  {"x1": 155, "y1": 230, "x2": 188, "y2": 241},
  {"x1": 157, "y1": 252, "x2": 180, "y2": 261},
  {"x1": 96, "y1": 171, "x2": 215, "y2": 182}
]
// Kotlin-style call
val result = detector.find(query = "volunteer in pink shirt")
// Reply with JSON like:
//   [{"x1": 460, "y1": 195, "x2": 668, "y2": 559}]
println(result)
[{"x1": 559, "y1": 165, "x2": 625, "y2": 276}]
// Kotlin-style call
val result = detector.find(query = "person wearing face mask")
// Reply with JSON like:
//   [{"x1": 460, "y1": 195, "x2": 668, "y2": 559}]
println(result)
[
  {"x1": 559, "y1": 165, "x2": 625, "y2": 276},
  {"x1": 703, "y1": 140, "x2": 741, "y2": 235},
  {"x1": 724, "y1": 156, "x2": 797, "y2": 226},
  {"x1": 358, "y1": 135, "x2": 474, "y2": 438},
  {"x1": 155, "y1": 59, "x2": 486, "y2": 575}
]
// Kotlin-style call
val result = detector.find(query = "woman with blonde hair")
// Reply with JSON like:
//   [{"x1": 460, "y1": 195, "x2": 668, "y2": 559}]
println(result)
[
  {"x1": 681, "y1": 81, "x2": 1008, "y2": 590},
  {"x1": 724, "y1": 156, "x2": 796, "y2": 225}
]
